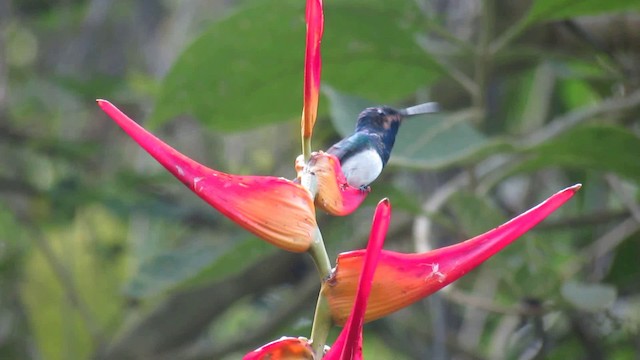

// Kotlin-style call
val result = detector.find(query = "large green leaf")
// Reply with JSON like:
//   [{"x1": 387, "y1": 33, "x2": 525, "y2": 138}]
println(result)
[
  {"x1": 526, "y1": 0, "x2": 640, "y2": 24},
  {"x1": 324, "y1": 87, "x2": 499, "y2": 169},
  {"x1": 516, "y1": 125, "x2": 640, "y2": 183},
  {"x1": 124, "y1": 236, "x2": 272, "y2": 298},
  {"x1": 124, "y1": 242, "x2": 225, "y2": 298},
  {"x1": 150, "y1": 0, "x2": 440, "y2": 132}
]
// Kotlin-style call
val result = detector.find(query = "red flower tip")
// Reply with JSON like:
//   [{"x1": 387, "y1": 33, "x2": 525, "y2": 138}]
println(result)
[
  {"x1": 301, "y1": 0, "x2": 324, "y2": 141},
  {"x1": 296, "y1": 152, "x2": 368, "y2": 216},
  {"x1": 97, "y1": 100, "x2": 317, "y2": 252},
  {"x1": 324, "y1": 199, "x2": 391, "y2": 360},
  {"x1": 243, "y1": 337, "x2": 314, "y2": 360},
  {"x1": 324, "y1": 185, "x2": 581, "y2": 324}
]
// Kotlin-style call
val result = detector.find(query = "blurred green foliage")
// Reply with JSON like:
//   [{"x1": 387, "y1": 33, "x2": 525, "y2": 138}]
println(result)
[{"x1": 1, "y1": 0, "x2": 640, "y2": 359}]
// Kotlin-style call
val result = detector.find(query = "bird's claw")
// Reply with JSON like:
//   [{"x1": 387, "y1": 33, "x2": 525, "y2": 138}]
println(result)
[{"x1": 358, "y1": 185, "x2": 371, "y2": 193}]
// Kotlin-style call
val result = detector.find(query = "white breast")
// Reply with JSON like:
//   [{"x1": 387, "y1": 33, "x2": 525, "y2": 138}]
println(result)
[{"x1": 340, "y1": 149, "x2": 383, "y2": 188}]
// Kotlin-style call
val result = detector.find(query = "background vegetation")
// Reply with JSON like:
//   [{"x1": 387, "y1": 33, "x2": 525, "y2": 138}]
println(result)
[{"x1": 1, "y1": 0, "x2": 639, "y2": 359}]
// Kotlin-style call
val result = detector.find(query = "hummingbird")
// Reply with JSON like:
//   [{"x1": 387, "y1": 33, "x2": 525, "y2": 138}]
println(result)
[{"x1": 326, "y1": 102, "x2": 439, "y2": 189}]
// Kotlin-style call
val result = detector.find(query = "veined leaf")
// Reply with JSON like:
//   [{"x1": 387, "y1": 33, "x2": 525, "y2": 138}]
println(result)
[
  {"x1": 516, "y1": 125, "x2": 640, "y2": 183},
  {"x1": 150, "y1": 0, "x2": 441, "y2": 132},
  {"x1": 526, "y1": 0, "x2": 640, "y2": 24}
]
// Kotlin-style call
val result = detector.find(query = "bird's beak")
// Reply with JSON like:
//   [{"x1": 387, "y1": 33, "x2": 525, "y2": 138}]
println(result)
[{"x1": 398, "y1": 102, "x2": 439, "y2": 117}]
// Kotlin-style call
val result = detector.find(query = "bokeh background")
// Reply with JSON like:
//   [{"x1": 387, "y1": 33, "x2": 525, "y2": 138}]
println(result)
[{"x1": 1, "y1": 0, "x2": 640, "y2": 359}]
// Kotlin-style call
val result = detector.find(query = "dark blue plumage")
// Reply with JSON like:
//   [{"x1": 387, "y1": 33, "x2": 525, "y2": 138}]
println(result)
[{"x1": 327, "y1": 103, "x2": 438, "y2": 188}]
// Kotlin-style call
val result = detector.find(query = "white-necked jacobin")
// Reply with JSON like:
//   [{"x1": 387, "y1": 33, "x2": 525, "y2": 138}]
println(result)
[{"x1": 326, "y1": 102, "x2": 438, "y2": 189}]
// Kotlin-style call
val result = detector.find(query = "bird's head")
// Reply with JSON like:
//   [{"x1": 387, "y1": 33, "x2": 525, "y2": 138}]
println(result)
[
  {"x1": 355, "y1": 102, "x2": 439, "y2": 135},
  {"x1": 355, "y1": 106, "x2": 402, "y2": 133}
]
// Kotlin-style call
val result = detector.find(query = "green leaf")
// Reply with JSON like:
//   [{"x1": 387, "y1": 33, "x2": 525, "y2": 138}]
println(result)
[
  {"x1": 21, "y1": 206, "x2": 127, "y2": 360},
  {"x1": 561, "y1": 280, "x2": 617, "y2": 312},
  {"x1": 184, "y1": 236, "x2": 274, "y2": 287},
  {"x1": 557, "y1": 78, "x2": 601, "y2": 110},
  {"x1": 324, "y1": 87, "x2": 499, "y2": 169},
  {"x1": 150, "y1": 0, "x2": 441, "y2": 132},
  {"x1": 517, "y1": 125, "x2": 640, "y2": 183},
  {"x1": 447, "y1": 191, "x2": 506, "y2": 237},
  {"x1": 526, "y1": 0, "x2": 640, "y2": 24},
  {"x1": 124, "y1": 242, "x2": 227, "y2": 298}
]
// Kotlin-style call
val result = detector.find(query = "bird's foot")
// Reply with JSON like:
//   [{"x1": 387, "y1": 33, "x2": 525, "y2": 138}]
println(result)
[{"x1": 358, "y1": 185, "x2": 371, "y2": 193}]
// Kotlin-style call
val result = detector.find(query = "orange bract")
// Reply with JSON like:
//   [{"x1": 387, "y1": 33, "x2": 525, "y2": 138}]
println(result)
[
  {"x1": 243, "y1": 337, "x2": 314, "y2": 360},
  {"x1": 97, "y1": 100, "x2": 317, "y2": 253},
  {"x1": 323, "y1": 185, "x2": 581, "y2": 324},
  {"x1": 297, "y1": 152, "x2": 368, "y2": 216},
  {"x1": 323, "y1": 199, "x2": 391, "y2": 360}
]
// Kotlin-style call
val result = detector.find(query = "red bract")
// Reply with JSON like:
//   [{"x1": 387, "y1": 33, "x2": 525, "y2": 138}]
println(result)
[
  {"x1": 301, "y1": 0, "x2": 324, "y2": 142},
  {"x1": 296, "y1": 152, "x2": 369, "y2": 216},
  {"x1": 97, "y1": 100, "x2": 317, "y2": 253},
  {"x1": 243, "y1": 337, "x2": 314, "y2": 360},
  {"x1": 323, "y1": 185, "x2": 581, "y2": 324},
  {"x1": 243, "y1": 200, "x2": 391, "y2": 360},
  {"x1": 324, "y1": 199, "x2": 391, "y2": 360}
]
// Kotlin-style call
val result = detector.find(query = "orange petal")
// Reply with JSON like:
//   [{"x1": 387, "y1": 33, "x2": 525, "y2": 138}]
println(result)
[
  {"x1": 243, "y1": 337, "x2": 314, "y2": 360},
  {"x1": 301, "y1": 0, "x2": 324, "y2": 141},
  {"x1": 97, "y1": 100, "x2": 317, "y2": 253},
  {"x1": 324, "y1": 185, "x2": 581, "y2": 324},
  {"x1": 305, "y1": 152, "x2": 368, "y2": 216},
  {"x1": 324, "y1": 199, "x2": 391, "y2": 360}
]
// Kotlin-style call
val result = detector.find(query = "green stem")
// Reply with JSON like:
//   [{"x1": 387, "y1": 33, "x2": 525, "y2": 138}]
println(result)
[
  {"x1": 302, "y1": 136, "x2": 312, "y2": 163},
  {"x1": 308, "y1": 227, "x2": 331, "y2": 280},
  {"x1": 310, "y1": 290, "x2": 332, "y2": 358},
  {"x1": 300, "y1": 167, "x2": 333, "y2": 356},
  {"x1": 308, "y1": 228, "x2": 333, "y2": 357}
]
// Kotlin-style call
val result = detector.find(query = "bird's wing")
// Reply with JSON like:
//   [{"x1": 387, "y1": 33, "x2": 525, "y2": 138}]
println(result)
[{"x1": 326, "y1": 132, "x2": 373, "y2": 163}]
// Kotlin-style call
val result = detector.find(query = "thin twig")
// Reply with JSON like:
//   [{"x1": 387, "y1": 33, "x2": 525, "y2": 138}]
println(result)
[
  {"x1": 472, "y1": 0, "x2": 494, "y2": 109},
  {"x1": 477, "y1": 89, "x2": 640, "y2": 194},
  {"x1": 412, "y1": 156, "x2": 511, "y2": 253},
  {"x1": 605, "y1": 174, "x2": 640, "y2": 223},
  {"x1": 489, "y1": 13, "x2": 531, "y2": 55},
  {"x1": 520, "y1": 88, "x2": 640, "y2": 149},
  {"x1": 415, "y1": 35, "x2": 479, "y2": 98},
  {"x1": 412, "y1": 0, "x2": 478, "y2": 54},
  {"x1": 412, "y1": 0, "x2": 476, "y2": 55},
  {"x1": 442, "y1": 288, "x2": 549, "y2": 317},
  {"x1": 537, "y1": 209, "x2": 629, "y2": 230},
  {"x1": 562, "y1": 216, "x2": 640, "y2": 278}
]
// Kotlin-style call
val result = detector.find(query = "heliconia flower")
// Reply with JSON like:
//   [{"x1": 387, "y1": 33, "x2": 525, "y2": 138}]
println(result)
[
  {"x1": 301, "y1": 0, "x2": 324, "y2": 145},
  {"x1": 97, "y1": 100, "x2": 317, "y2": 253},
  {"x1": 296, "y1": 152, "x2": 369, "y2": 216},
  {"x1": 324, "y1": 198, "x2": 391, "y2": 360},
  {"x1": 323, "y1": 184, "x2": 581, "y2": 325},
  {"x1": 243, "y1": 337, "x2": 314, "y2": 360}
]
